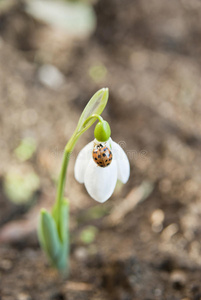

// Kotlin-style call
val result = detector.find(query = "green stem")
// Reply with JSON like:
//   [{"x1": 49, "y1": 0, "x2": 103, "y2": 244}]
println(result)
[
  {"x1": 52, "y1": 114, "x2": 106, "y2": 269},
  {"x1": 82, "y1": 114, "x2": 103, "y2": 127},
  {"x1": 54, "y1": 113, "x2": 105, "y2": 223},
  {"x1": 91, "y1": 114, "x2": 103, "y2": 123},
  {"x1": 55, "y1": 151, "x2": 69, "y2": 214},
  {"x1": 53, "y1": 132, "x2": 79, "y2": 238}
]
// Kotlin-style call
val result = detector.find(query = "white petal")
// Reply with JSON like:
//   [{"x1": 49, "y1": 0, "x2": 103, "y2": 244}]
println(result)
[
  {"x1": 74, "y1": 141, "x2": 93, "y2": 183},
  {"x1": 111, "y1": 140, "x2": 130, "y2": 183},
  {"x1": 84, "y1": 158, "x2": 117, "y2": 203}
]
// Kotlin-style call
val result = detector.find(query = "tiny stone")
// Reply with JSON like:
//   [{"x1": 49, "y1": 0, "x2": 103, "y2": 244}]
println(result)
[
  {"x1": 151, "y1": 209, "x2": 165, "y2": 232},
  {"x1": 170, "y1": 270, "x2": 186, "y2": 289},
  {"x1": 161, "y1": 223, "x2": 179, "y2": 240},
  {"x1": 38, "y1": 64, "x2": 65, "y2": 90},
  {"x1": 152, "y1": 223, "x2": 163, "y2": 233},
  {"x1": 17, "y1": 293, "x2": 32, "y2": 300},
  {"x1": 151, "y1": 209, "x2": 165, "y2": 225},
  {"x1": 74, "y1": 247, "x2": 88, "y2": 261}
]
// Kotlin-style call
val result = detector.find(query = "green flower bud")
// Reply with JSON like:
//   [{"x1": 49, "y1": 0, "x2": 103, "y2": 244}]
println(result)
[{"x1": 94, "y1": 120, "x2": 111, "y2": 142}]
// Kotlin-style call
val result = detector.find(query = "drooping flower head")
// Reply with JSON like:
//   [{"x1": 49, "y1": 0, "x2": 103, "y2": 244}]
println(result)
[{"x1": 74, "y1": 116, "x2": 130, "y2": 203}]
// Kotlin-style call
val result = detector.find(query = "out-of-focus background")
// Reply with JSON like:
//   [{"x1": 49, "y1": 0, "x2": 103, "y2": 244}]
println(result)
[{"x1": 0, "y1": 0, "x2": 201, "y2": 299}]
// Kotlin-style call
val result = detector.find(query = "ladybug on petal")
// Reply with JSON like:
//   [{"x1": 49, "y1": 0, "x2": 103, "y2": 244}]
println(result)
[{"x1": 92, "y1": 143, "x2": 113, "y2": 167}]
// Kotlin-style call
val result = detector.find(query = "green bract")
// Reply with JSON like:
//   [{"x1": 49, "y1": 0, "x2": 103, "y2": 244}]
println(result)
[
  {"x1": 75, "y1": 88, "x2": 109, "y2": 137},
  {"x1": 94, "y1": 120, "x2": 111, "y2": 142}
]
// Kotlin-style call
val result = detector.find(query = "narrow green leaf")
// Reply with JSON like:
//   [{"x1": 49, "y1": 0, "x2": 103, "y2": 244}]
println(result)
[
  {"x1": 38, "y1": 209, "x2": 62, "y2": 262},
  {"x1": 57, "y1": 199, "x2": 69, "y2": 272},
  {"x1": 50, "y1": 199, "x2": 69, "y2": 271}
]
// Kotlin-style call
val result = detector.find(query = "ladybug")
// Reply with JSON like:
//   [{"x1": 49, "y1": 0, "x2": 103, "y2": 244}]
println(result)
[{"x1": 92, "y1": 143, "x2": 113, "y2": 167}]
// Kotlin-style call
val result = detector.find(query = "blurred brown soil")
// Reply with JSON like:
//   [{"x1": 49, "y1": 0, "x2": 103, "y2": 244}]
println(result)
[{"x1": 0, "y1": 0, "x2": 201, "y2": 299}]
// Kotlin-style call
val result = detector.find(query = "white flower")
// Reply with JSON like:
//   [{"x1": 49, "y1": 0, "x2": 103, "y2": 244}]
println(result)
[{"x1": 74, "y1": 138, "x2": 130, "y2": 203}]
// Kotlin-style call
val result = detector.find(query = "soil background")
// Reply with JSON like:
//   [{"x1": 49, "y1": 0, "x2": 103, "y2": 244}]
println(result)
[{"x1": 0, "y1": 0, "x2": 201, "y2": 299}]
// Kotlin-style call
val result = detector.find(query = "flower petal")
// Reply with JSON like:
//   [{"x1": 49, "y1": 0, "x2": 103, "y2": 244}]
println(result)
[
  {"x1": 112, "y1": 140, "x2": 130, "y2": 183},
  {"x1": 74, "y1": 141, "x2": 93, "y2": 183},
  {"x1": 84, "y1": 158, "x2": 117, "y2": 203}
]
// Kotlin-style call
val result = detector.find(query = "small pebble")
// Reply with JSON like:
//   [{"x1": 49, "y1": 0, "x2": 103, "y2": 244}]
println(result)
[
  {"x1": 151, "y1": 209, "x2": 165, "y2": 232},
  {"x1": 17, "y1": 293, "x2": 32, "y2": 300},
  {"x1": 38, "y1": 64, "x2": 65, "y2": 90},
  {"x1": 170, "y1": 270, "x2": 186, "y2": 289},
  {"x1": 74, "y1": 247, "x2": 88, "y2": 261},
  {"x1": 161, "y1": 223, "x2": 179, "y2": 240}
]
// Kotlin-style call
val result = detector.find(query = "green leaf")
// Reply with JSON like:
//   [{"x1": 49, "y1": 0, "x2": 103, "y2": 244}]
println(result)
[
  {"x1": 75, "y1": 88, "x2": 109, "y2": 137},
  {"x1": 57, "y1": 199, "x2": 69, "y2": 272},
  {"x1": 38, "y1": 209, "x2": 62, "y2": 262}
]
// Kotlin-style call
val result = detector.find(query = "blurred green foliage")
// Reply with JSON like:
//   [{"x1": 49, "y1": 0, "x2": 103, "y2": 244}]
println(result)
[
  {"x1": 14, "y1": 138, "x2": 37, "y2": 162},
  {"x1": 4, "y1": 168, "x2": 40, "y2": 204},
  {"x1": 77, "y1": 204, "x2": 110, "y2": 224},
  {"x1": 80, "y1": 225, "x2": 98, "y2": 244},
  {"x1": 89, "y1": 64, "x2": 108, "y2": 83}
]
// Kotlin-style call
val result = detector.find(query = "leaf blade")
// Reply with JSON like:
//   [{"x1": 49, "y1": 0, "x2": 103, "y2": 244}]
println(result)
[{"x1": 38, "y1": 209, "x2": 62, "y2": 262}]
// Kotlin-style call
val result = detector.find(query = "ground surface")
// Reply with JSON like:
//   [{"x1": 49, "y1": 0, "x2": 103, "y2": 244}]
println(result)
[{"x1": 0, "y1": 0, "x2": 201, "y2": 299}]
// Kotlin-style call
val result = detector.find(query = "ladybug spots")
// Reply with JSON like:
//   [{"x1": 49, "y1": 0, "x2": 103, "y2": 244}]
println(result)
[{"x1": 92, "y1": 144, "x2": 113, "y2": 167}]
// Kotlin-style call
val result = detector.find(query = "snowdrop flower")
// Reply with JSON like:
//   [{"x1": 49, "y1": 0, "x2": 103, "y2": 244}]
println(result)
[
  {"x1": 74, "y1": 118, "x2": 130, "y2": 203},
  {"x1": 39, "y1": 88, "x2": 131, "y2": 272}
]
